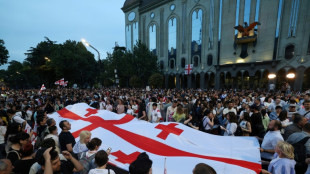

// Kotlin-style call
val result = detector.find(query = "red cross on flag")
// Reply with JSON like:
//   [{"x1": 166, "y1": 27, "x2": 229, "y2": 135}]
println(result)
[
  {"x1": 185, "y1": 64, "x2": 193, "y2": 75},
  {"x1": 40, "y1": 84, "x2": 46, "y2": 91},
  {"x1": 59, "y1": 78, "x2": 65, "y2": 86},
  {"x1": 55, "y1": 80, "x2": 60, "y2": 85},
  {"x1": 48, "y1": 103, "x2": 261, "y2": 174}
]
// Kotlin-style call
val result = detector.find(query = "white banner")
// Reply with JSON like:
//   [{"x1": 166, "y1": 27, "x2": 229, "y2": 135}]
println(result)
[{"x1": 48, "y1": 103, "x2": 261, "y2": 174}]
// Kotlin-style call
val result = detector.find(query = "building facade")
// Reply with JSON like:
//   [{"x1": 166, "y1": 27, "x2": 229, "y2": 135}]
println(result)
[{"x1": 122, "y1": 0, "x2": 310, "y2": 91}]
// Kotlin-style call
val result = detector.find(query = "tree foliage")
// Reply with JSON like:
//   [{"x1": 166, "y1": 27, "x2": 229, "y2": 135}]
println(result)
[
  {"x1": 0, "y1": 39, "x2": 9, "y2": 65},
  {"x1": 103, "y1": 41, "x2": 160, "y2": 87},
  {"x1": 3, "y1": 37, "x2": 98, "y2": 89},
  {"x1": 148, "y1": 73, "x2": 164, "y2": 88},
  {"x1": 129, "y1": 75, "x2": 143, "y2": 88}
]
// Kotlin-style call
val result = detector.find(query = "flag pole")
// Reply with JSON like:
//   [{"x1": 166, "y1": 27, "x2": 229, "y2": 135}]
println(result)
[{"x1": 164, "y1": 157, "x2": 167, "y2": 174}]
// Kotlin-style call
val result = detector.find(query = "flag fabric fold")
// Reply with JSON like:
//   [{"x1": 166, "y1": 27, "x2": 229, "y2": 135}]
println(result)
[{"x1": 48, "y1": 103, "x2": 261, "y2": 174}]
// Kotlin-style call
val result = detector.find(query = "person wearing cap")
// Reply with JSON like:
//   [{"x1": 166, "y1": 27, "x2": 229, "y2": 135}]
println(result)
[
  {"x1": 269, "y1": 106, "x2": 282, "y2": 121},
  {"x1": 150, "y1": 103, "x2": 161, "y2": 123}
]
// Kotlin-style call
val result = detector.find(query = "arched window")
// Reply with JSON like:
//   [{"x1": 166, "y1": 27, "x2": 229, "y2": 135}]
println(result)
[
  {"x1": 194, "y1": 56, "x2": 199, "y2": 67},
  {"x1": 207, "y1": 55, "x2": 213, "y2": 66},
  {"x1": 168, "y1": 18, "x2": 177, "y2": 57},
  {"x1": 285, "y1": 44, "x2": 295, "y2": 59},
  {"x1": 170, "y1": 59, "x2": 175, "y2": 69},
  {"x1": 132, "y1": 22, "x2": 139, "y2": 46},
  {"x1": 181, "y1": 58, "x2": 186, "y2": 68},
  {"x1": 191, "y1": 9, "x2": 203, "y2": 53},
  {"x1": 126, "y1": 25, "x2": 132, "y2": 51},
  {"x1": 149, "y1": 24, "x2": 156, "y2": 54}
]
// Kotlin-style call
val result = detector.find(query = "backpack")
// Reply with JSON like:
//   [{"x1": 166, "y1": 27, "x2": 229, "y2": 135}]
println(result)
[
  {"x1": 79, "y1": 152, "x2": 96, "y2": 174},
  {"x1": 292, "y1": 136, "x2": 310, "y2": 174}
]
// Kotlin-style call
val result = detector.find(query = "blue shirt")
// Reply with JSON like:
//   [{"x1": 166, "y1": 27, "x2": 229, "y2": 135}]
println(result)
[{"x1": 268, "y1": 155, "x2": 296, "y2": 174}]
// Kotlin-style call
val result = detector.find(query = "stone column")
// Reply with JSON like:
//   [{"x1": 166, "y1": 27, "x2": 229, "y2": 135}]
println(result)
[
  {"x1": 215, "y1": 72, "x2": 221, "y2": 89},
  {"x1": 176, "y1": 74, "x2": 180, "y2": 89},
  {"x1": 165, "y1": 74, "x2": 169, "y2": 89},
  {"x1": 200, "y1": 72, "x2": 205, "y2": 89},
  {"x1": 294, "y1": 67, "x2": 305, "y2": 91},
  {"x1": 187, "y1": 74, "x2": 192, "y2": 89}
]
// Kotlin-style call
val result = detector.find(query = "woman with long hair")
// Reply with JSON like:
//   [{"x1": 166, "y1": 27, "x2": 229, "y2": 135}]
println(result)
[
  {"x1": 221, "y1": 112, "x2": 238, "y2": 136},
  {"x1": 239, "y1": 112, "x2": 252, "y2": 136},
  {"x1": 173, "y1": 105, "x2": 186, "y2": 123}
]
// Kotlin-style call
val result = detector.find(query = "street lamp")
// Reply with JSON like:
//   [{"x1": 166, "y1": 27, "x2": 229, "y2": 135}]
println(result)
[
  {"x1": 286, "y1": 73, "x2": 295, "y2": 79},
  {"x1": 81, "y1": 38, "x2": 101, "y2": 71},
  {"x1": 268, "y1": 74, "x2": 276, "y2": 79}
]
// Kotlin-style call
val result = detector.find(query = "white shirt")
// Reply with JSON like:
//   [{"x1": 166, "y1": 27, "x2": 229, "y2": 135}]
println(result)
[
  {"x1": 222, "y1": 108, "x2": 237, "y2": 115},
  {"x1": 166, "y1": 106, "x2": 176, "y2": 121},
  {"x1": 12, "y1": 113, "x2": 25, "y2": 124},
  {"x1": 44, "y1": 134, "x2": 60, "y2": 153},
  {"x1": 89, "y1": 168, "x2": 115, "y2": 174},
  {"x1": 261, "y1": 130, "x2": 283, "y2": 160},
  {"x1": 127, "y1": 109, "x2": 134, "y2": 115},
  {"x1": 151, "y1": 109, "x2": 161, "y2": 123}
]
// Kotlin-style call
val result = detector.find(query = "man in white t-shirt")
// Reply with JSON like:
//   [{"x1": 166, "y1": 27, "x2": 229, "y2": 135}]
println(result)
[
  {"x1": 150, "y1": 103, "x2": 161, "y2": 123},
  {"x1": 260, "y1": 120, "x2": 283, "y2": 160},
  {"x1": 7, "y1": 109, "x2": 27, "y2": 130},
  {"x1": 222, "y1": 101, "x2": 237, "y2": 116}
]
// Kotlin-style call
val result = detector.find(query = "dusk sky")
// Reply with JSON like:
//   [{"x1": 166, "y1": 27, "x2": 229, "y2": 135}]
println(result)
[{"x1": 0, "y1": 0, "x2": 125, "y2": 69}]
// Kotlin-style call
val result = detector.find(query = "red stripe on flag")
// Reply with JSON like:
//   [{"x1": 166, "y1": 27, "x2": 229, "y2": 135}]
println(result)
[{"x1": 57, "y1": 108, "x2": 262, "y2": 173}]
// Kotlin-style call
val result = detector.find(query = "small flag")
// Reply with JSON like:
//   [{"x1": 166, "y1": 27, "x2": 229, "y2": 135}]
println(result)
[
  {"x1": 185, "y1": 64, "x2": 193, "y2": 75},
  {"x1": 64, "y1": 81, "x2": 68, "y2": 87},
  {"x1": 40, "y1": 84, "x2": 46, "y2": 91},
  {"x1": 54, "y1": 80, "x2": 60, "y2": 85},
  {"x1": 59, "y1": 78, "x2": 65, "y2": 86}
]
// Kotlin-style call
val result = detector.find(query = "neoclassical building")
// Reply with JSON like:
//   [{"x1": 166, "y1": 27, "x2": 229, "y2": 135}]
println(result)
[{"x1": 122, "y1": 0, "x2": 310, "y2": 91}]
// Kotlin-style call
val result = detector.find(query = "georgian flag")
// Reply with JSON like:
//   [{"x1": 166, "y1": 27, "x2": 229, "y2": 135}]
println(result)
[
  {"x1": 48, "y1": 103, "x2": 261, "y2": 174},
  {"x1": 59, "y1": 78, "x2": 65, "y2": 86},
  {"x1": 40, "y1": 84, "x2": 46, "y2": 91}
]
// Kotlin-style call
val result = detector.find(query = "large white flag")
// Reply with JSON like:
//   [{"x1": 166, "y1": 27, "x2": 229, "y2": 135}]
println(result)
[{"x1": 48, "y1": 103, "x2": 261, "y2": 174}]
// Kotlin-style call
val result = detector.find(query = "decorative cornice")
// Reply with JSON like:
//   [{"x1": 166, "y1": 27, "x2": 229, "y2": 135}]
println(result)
[{"x1": 139, "y1": 0, "x2": 174, "y2": 14}]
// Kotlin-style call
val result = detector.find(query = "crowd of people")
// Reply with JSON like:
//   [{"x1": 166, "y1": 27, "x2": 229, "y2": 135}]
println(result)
[{"x1": 0, "y1": 87, "x2": 309, "y2": 174}]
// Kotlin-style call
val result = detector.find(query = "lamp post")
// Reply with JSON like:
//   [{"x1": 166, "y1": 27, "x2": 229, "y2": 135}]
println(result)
[
  {"x1": 114, "y1": 69, "x2": 119, "y2": 88},
  {"x1": 81, "y1": 38, "x2": 101, "y2": 75}
]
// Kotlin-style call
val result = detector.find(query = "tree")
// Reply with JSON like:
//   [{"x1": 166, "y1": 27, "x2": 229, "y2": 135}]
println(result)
[
  {"x1": 6, "y1": 61, "x2": 25, "y2": 88},
  {"x1": 103, "y1": 41, "x2": 160, "y2": 87},
  {"x1": 148, "y1": 73, "x2": 164, "y2": 88},
  {"x1": 24, "y1": 37, "x2": 57, "y2": 87},
  {"x1": 129, "y1": 75, "x2": 143, "y2": 88},
  {"x1": 0, "y1": 39, "x2": 9, "y2": 65},
  {"x1": 50, "y1": 40, "x2": 97, "y2": 87}
]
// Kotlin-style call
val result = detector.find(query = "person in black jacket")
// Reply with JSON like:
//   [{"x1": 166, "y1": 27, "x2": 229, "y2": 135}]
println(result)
[{"x1": 250, "y1": 105, "x2": 265, "y2": 138}]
